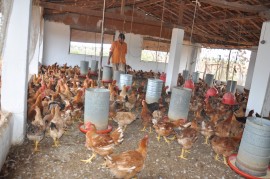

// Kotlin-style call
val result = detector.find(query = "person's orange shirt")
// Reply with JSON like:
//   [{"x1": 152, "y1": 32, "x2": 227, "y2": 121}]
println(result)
[{"x1": 110, "y1": 41, "x2": 127, "y2": 64}]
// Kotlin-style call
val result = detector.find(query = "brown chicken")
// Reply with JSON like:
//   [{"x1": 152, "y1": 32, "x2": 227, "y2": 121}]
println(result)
[
  {"x1": 105, "y1": 135, "x2": 149, "y2": 179},
  {"x1": 152, "y1": 117, "x2": 186, "y2": 144},
  {"x1": 72, "y1": 90, "x2": 84, "y2": 108},
  {"x1": 176, "y1": 120, "x2": 199, "y2": 160},
  {"x1": 27, "y1": 94, "x2": 43, "y2": 122},
  {"x1": 112, "y1": 112, "x2": 137, "y2": 131},
  {"x1": 49, "y1": 105, "x2": 65, "y2": 147},
  {"x1": 141, "y1": 100, "x2": 153, "y2": 133},
  {"x1": 124, "y1": 92, "x2": 137, "y2": 111},
  {"x1": 211, "y1": 134, "x2": 242, "y2": 165},
  {"x1": 215, "y1": 112, "x2": 234, "y2": 137},
  {"x1": 81, "y1": 123, "x2": 124, "y2": 163},
  {"x1": 27, "y1": 106, "x2": 46, "y2": 152},
  {"x1": 201, "y1": 113, "x2": 219, "y2": 145}
]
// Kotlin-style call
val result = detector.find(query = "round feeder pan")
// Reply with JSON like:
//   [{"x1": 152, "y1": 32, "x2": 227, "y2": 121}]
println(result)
[
  {"x1": 102, "y1": 80, "x2": 113, "y2": 83},
  {"x1": 78, "y1": 75, "x2": 87, "y2": 79},
  {"x1": 228, "y1": 154, "x2": 270, "y2": 179},
  {"x1": 89, "y1": 72, "x2": 98, "y2": 76},
  {"x1": 78, "y1": 123, "x2": 113, "y2": 134}
]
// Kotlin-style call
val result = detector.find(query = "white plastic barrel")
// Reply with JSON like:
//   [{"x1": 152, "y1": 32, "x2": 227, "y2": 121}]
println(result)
[
  {"x1": 226, "y1": 80, "x2": 237, "y2": 94},
  {"x1": 205, "y1": 74, "x2": 214, "y2": 87},
  {"x1": 90, "y1": 60, "x2": 98, "y2": 73},
  {"x1": 168, "y1": 87, "x2": 192, "y2": 121},
  {"x1": 84, "y1": 88, "x2": 110, "y2": 130},
  {"x1": 80, "y1": 61, "x2": 89, "y2": 75},
  {"x1": 146, "y1": 79, "x2": 163, "y2": 103},
  {"x1": 192, "y1": 72, "x2": 199, "y2": 83},
  {"x1": 102, "y1": 66, "x2": 112, "y2": 81},
  {"x1": 119, "y1": 74, "x2": 133, "y2": 89},
  {"x1": 183, "y1": 70, "x2": 189, "y2": 80},
  {"x1": 113, "y1": 71, "x2": 124, "y2": 87}
]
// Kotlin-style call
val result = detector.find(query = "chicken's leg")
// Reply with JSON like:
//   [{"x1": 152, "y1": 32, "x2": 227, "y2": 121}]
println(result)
[
  {"x1": 214, "y1": 154, "x2": 220, "y2": 161},
  {"x1": 168, "y1": 135, "x2": 176, "y2": 141},
  {"x1": 148, "y1": 126, "x2": 152, "y2": 134},
  {"x1": 140, "y1": 126, "x2": 147, "y2": 132},
  {"x1": 178, "y1": 148, "x2": 188, "y2": 160},
  {"x1": 52, "y1": 138, "x2": 60, "y2": 147},
  {"x1": 34, "y1": 141, "x2": 40, "y2": 152},
  {"x1": 163, "y1": 136, "x2": 171, "y2": 144},
  {"x1": 156, "y1": 134, "x2": 161, "y2": 142},
  {"x1": 123, "y1": 125, "x2": 127, "y2": 132},
  {"x1": 223, "y1": 155, "x2": 228, "y2": 166},
  {"x1": 81, "y1": 153, "x2": 97, "y2": 164},
  {"x1": 203, "y1": 136, "x2": 209, "y2": 145}
]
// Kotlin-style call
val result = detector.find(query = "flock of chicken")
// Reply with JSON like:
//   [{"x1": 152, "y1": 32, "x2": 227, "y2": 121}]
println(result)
[{"x1": 27, "y1": 63, "x2": 254, "y2": 178}]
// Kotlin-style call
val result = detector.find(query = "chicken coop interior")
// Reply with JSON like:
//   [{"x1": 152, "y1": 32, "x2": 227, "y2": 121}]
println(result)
[{"x1": 1, "y1": 0, "x2": 270, "y2": 178}]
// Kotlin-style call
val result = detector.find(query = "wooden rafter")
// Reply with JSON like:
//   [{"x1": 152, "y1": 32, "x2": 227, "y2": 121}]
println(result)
[{"x1": 200, "y1": 0, "x2": 268, "y2": 13}]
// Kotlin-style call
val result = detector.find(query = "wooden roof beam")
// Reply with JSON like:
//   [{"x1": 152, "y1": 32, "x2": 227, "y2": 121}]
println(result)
[
  {"x1": 199, "y1": 0, "x2": 268, "y2": 13},
  {"x1": 39, "y1": 2, "x2": 181, "y2": 29},
  {"x1": 44, "y1": 13, "x2": 174, "y2": 39}
]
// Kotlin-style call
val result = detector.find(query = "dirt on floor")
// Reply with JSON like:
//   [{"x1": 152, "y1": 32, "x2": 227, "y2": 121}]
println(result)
[{"x1": 0, "y1": 113, "x2": 244, "y2": 179}]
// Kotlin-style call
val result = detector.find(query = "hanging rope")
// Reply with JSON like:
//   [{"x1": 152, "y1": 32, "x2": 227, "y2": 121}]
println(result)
[
  {"x1": 98, "y1": 0, "x2": 106, "y2": 86},
  {"x1": 185, "y1": 0, "x2": 199, "y2": 70},
  {"x1": 155, "y1": 0, "x2": 166, "y2": 76}
]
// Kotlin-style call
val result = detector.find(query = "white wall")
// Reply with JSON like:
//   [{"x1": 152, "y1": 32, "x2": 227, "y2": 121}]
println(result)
[
  {"x1": 43, "y1": 21, "x2": 198, "y2": 74},
  {"x1": 43, "y1": 21, "x2": 96, "y2": 67}
]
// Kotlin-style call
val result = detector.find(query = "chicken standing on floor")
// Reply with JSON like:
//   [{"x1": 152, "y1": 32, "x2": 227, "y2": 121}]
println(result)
[
  {"x1": 141, "y1": 100, "x2": 153, "y2": 133},
  {"x1": 152, "y1": 117, "x2": 186, "y2": 144},
  {"x1": 27, "y1": 106, "x2": 46, "y2": 152},
  {"x1": 105, "y1": 135, "x2": 149, "y2": 179},
  {"x1": 112, "y1": 112, "x2": 137, "y2": 131},
  {"x1": 211, "y1": 134, "x2": 242, "y2": 165},
  {"x1": 49, "y1": 105, "x2": 65, "y2": 147},
  {"x1": 81, "y1": 123, "x2": 124, "y2": 163},
  {"x1": 176, "y1": 120, "x2": 199, "y2": 160}
]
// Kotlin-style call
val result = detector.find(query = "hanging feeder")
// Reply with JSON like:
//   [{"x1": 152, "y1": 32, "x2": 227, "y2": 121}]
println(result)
[
  {"x1": 206, "y1": 87, "x2": 218, "y2": 97},
  {"x1": 184, "y1": 79, "x2": 194, "y2": 90},
  {"x1": 222, "y1": 92, "x2": 237, "y2": 105},
  {"x1": 160, "y1": 72, "x2": 166, "y2": 82}
]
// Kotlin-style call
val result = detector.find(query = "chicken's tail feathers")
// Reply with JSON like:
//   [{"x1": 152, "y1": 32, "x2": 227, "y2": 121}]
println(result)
[{"x1": 111, "y1": 126, "x2": 124, "y2": 144}]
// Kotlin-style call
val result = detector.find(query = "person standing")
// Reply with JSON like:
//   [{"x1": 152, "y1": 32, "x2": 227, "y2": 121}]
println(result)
[{"x1": 107, "y1": 33, "x2": 127, "y2": 72}]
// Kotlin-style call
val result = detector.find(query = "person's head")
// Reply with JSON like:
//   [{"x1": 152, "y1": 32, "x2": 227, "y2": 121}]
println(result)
[{"x1": 118, "y1": 33, "x2": 125, "y2": 43}]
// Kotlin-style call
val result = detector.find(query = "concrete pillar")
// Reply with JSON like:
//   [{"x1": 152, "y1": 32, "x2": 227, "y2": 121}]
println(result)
[
  {"x1": 189, "y1": 45, "x2": 201, "y2": 74},
  {"x1": 244, "y1": 49, "x2": 257, "y2": 90},
  {"x1": 165, "y1": 28, "x2": 184, "y2": 89},
  {"x1": 1, "y1": 0, "x2": 32, "y2": 144},
  {"x1": 246, "y1": 21, "x2": 270, "y2": 116}
]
